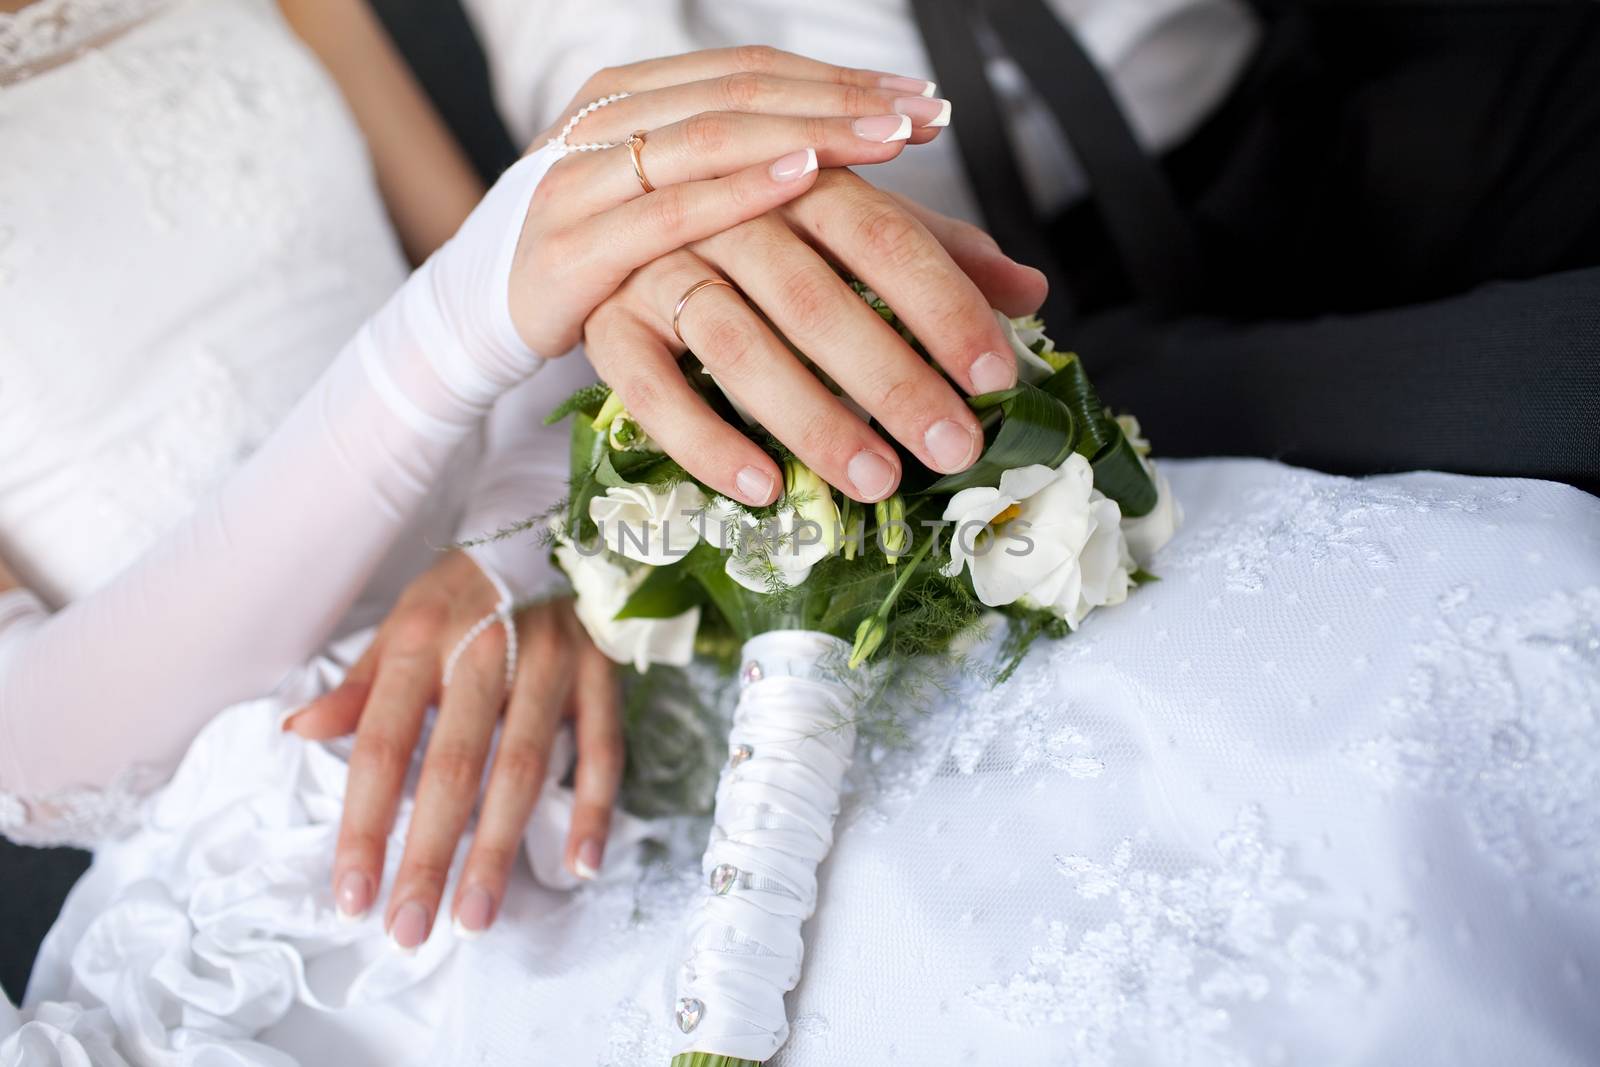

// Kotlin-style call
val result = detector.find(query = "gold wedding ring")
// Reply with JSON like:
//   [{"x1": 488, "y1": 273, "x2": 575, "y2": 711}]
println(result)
[
  {"x1": 626, "y1": 130, "x2": 655, "y2": 193},
  {"x1": 673, "y1": 278, "x2": 738, "y2": 346}
]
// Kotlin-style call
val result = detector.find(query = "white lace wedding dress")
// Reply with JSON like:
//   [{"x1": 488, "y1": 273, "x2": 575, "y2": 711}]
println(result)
[{"x1": 4, "y1": 2, "x2": 1600, "y2": 1066}]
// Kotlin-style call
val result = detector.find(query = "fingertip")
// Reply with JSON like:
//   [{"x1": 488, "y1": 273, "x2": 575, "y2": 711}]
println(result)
[
  {"x1": 571, "y1": 837, "x2": 605, "y2": 881},
  {"x1": 734, "y1": 463, "x2": 779, "y2": 507},
  {"x1": 769, "y1": 147, "x2": 818, "y2": 184}
]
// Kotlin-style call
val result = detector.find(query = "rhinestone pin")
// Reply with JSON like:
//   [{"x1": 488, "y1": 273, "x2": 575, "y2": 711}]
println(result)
[
  {"x1": 729, "y1": 743, "x2": 754, "y2": 769},
  {"x1": 740, "y1": 659, "x2": 764, "y2": 686},
  {"x1": 709, "y1": 863, "x2": 739, "y2": 895},
  {"x1": 675, "y1": 997, "x2": 704, "y2": 1033}
]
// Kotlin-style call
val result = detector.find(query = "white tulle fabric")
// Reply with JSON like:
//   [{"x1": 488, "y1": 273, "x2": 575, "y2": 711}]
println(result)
[
  {"x1": 0, "y1": 0, "x2": 576, "y2": 843},
  {"x1": 7, "y1": 459, "x2": 1599, "y2": 1066},
  {"x1": 676, "y1": 632, "x2": 859, "y2": 1061}
]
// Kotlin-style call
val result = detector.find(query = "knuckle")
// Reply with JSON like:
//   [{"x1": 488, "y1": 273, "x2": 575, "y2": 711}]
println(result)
[
  {"x1": 734, "y1": 44, "x2": 779, "y2": 74},
  {"x1": 697, "y1": 311, "x2": 762, "y2": 377},
  {"x1": 683, "y1": 112, "x2": 732, "y2": 156},
  {"x1": 854, "y1": 203, "x2": 924, "y2": 272},
  {"x1": 350, "y1": 732, "x2": 412, "y2": 783},
  {"x1": 423, "y1": 742, "x2": 485, "y2": 794},
  {"x1": 492, "y1": 741, "x2": 550, "y2": 793},
  {"x1": 336, "y1": 828, "x2": 385, "y2": 865},
  {"x1": 873, "y1": 374, "x2": 930, "y2": 425},
  {"x1": 399, "y1": 858, "x2": 450, "y2": 895},
  {"x1": 840, "y1": 84, "x2": 875, "y2": 115},
  {"x1": 643, "y1": 186, "x2": 689, "y2": 236},
  {"x1": 467, "y1": 842, "x2": 519, "y2": 879},
  {"x1": 390, "y1": 602, "x2": 447, "y2": 653},
  {"x1": 778, "y1": 268, "x2": 842, "y2": 340},
  {"x1": 618, "y1": 375, "x2": 662, "y2": 421},
  {"x1": 581, "y1": 744, "x2": 625, "y2": 785},
  {"x1": 718, "y1": 71, "x2": 764, "y2": 111}
]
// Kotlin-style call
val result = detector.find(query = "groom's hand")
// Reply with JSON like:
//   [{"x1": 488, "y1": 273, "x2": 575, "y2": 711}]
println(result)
[
  {"x1": 581, "y1": 173, "x2": 1049, "y2": 504},
  {"x1": 285, "y1": 552, "x2": 621, "y2": 949}
]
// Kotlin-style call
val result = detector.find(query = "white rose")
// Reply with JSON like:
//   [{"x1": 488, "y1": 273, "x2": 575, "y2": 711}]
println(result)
[
  {"x1": 941, "y1": 454, "x2": 1095, "y2": 607},
  {"x1": 1031, "y1": 492, "x2": 1134, "y2": 630},
  {"x1": 589, "y1": 481, "x2": 707, "y2": 566},
  {"x1": 554, "y1": 539, "x2": 699, "y2": 672},
  {"x1": 703, "y1": 498, "x2": 831, "y2": 594},
  {"x1": 1121, "y1": 461, "x2": 1181, "y2": 567},
  {"x1": 941, "y1": 453, "x2": 1135, "y2": 628},
  {"x1": 996, "y1": 310, "x2": 1056, "y2": 384}
]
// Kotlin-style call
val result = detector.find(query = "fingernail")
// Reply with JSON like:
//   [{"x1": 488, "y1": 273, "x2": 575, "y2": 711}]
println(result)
[
  {"x1": 847, "y1": 450, "x2": 897, "y2": 501},
  {"x1": 336, "y1": 870, "x2": 373, "y2": 921},
  {"x1": 925, "y1": 419, "x2": 980, "y2": 473},
  {"x1": 852, "y1": 114, "x2": 913, "y2": 143},
  {"x1": 735, "y1": 465, "x2": 776, "y2": 506},
  {"x1": 453, "y1": 887, "x2": 494, "y2": 940},
  {"x1": 388, "y1": 900, "x2": 429, "y2": 954},
  {"x1": 893, "y1": 96, "x2": 952, "y2": 128},
  {"x1": 879, "y1": 75, "x2": 936, "y2": 97},
  {"x1": 969, "y1": 350, "x2": 1017, "y2": 394},
  {"x1": 574, "y1": 839, "x2": 604, "y2": 881},
  {"x1": 770, "y1": 147, "x2": 818, "y2": 182},
  {"x1": 278, "y1": 709, "x2": 301, "y2": 732}
]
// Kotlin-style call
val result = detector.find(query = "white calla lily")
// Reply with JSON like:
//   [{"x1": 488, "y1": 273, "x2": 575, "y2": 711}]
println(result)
[{"x1": 589, "y1": 481, "x2": 706, "y2": 566}]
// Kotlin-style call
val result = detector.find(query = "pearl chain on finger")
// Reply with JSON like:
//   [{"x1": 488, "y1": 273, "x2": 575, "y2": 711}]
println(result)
[{"x1": 546, "y1": 91, "x2": 632, "y2": 156}]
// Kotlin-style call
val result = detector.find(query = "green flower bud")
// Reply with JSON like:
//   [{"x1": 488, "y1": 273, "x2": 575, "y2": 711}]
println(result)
[
  {"x1": 607, "y1": 414, "x2": 656, "y2": 453},
  {"x1": 849, "y1": 614, "x2": 888, "y2": 670},
  {"x1": 875, "y1": 494, "x2": 909, "y2": 564},
  {"x1": 783, "y1": 457, "x2": 842, "y2": 555},
  {"x1": 839, "y1": 497, "x2": 860, "y2": 561},
  {"x1": 590, "y1": 390, "x2": 627, "y2": 431}
]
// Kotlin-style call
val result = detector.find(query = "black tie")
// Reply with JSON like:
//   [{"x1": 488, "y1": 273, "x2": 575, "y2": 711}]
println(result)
[{"x1": 909, "y1": 0, "x2": 1203, "y2": 317}]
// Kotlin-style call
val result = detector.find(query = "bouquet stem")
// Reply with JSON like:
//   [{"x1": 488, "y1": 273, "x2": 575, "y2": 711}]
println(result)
[
  {"x1": 670, "y1": 1055, "x2": 762, "y2": 1067},
  {"x1": 669, "y1": 630, "x2": 858, "y2": 1065}
]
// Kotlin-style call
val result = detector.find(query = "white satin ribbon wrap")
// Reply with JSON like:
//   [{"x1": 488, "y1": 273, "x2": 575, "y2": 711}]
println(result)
[{"x1": 673, "y1": 631, "x2": 858, "y2": 1061}]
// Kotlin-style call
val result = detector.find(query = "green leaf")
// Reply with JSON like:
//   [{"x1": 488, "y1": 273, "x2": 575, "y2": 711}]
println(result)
[
  {"x1": 920, "y1": 383, "x2": 1077, "y2": 494},
  {"x1": 614, "y1": 557, "x2": 707, "y2": 620},
  {"x1": 1090, "y1": 429, "x2": 1158, "y2": 517},
  {"x1": 1037, "y1": 356, "x2": 1158, "y2": 518},
  {"x1": 543, "y1": 383, "x2": 612, "y2": 426},
  {"x1": 1037, "y1": 355, "x2": 1113, "y2": 458}
]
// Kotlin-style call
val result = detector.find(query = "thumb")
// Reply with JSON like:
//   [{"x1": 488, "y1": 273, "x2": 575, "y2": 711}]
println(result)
[{"x1": 283, "y1": 644, "x2": 378, "y2": 739}]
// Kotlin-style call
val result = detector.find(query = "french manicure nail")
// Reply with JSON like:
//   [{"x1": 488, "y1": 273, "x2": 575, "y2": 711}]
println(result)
[
  {"x1": 969, "y1": 350, "x2": 1017, "y2": 394},
  {"x1": 925, "y1": 419, "x2": 980, "y2": 473},
  {"x1": 336, "y1": 870, "x2": 373, "y2": 921},
  {"x1": 879, "y1": 75, "x2": 937, "y2": 97},
  {"x1": 574, "y1": 839, "x2": 604, "y2": 881},
  {"x1": 893, "y1": 96, "x2": 952, "y2": 128},
  {"x1": 847, "y1": 450, "x2": 897, "y2": 501},
  {"x1": 852, "y1": 114, "x2": 913, "y2": 143},
  {"x1": 770, "y1": 147, "x2": 818, "y2": 182},
  {"x1": 389, "y1": 900, "x2": 429, "y2": 954},
  {"x1": 454, "y1": 887, "x2": 494, "y2": 940},
  {"x1": 736, "y1": 465, "x2": 775, "y2": 505}
]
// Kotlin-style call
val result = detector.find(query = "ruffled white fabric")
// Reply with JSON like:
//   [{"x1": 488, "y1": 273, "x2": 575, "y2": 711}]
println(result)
[{"x1": 7, "y1": 459, "x2": 1600, "y2": 1066}]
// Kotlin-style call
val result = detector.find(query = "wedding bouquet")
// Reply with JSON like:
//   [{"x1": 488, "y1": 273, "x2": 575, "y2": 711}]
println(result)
[{"x1": 545, "y1": 282, "x2": 1180, "y2": 1067}]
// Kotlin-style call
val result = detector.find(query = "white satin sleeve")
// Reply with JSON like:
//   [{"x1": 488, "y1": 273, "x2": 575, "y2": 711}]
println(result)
[
  {"x1": 0, "y1": 148, "x2": 563, "y2": 848},
  {"x1": 456, "y1": 354, "x2": 601, "y2": 606}
]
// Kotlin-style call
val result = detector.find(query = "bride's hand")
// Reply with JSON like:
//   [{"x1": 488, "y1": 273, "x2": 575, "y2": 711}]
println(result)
[
  {"x1": 285, "y1": 552, "x2": 620, "y2": 948},
  {"x1": 579, "y1": 173, "x2": 1050, "y2": 504},
  {"x1": 501, "y1": 47, "x2": 954, "y2": 359}
]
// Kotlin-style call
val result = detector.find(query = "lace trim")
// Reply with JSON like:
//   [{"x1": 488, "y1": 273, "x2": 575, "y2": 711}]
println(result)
[
  {"x1": 0, "y1": 0, "x2": 172, "y2": 82},
  {"x1": 0, "y1": 762, "x2": 164, "y2": 848}
]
